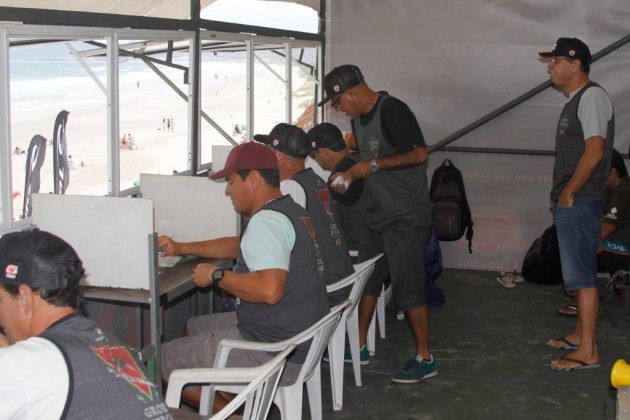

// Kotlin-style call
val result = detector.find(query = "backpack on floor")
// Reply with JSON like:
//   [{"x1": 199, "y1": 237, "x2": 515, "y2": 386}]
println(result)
[
  {"x1": 429, "y1": 158, "x2": 474, "y2": 253},
  {"x1": 521, "y1": 225, "x2": 563, "y2": 285}
]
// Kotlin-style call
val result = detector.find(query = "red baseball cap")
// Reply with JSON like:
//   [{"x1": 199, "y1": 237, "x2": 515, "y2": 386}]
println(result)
[{"x1": 209, "y1": 142, "x2": 278, "y2": 179}]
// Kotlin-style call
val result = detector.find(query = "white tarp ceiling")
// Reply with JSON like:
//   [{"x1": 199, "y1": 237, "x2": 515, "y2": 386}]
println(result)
[
  {"x1": 329, "y1": 0, "x2": 630, "y2": 271},
  {"x1": 0, "y1": 0, "x2": 319, "y2": 19}
]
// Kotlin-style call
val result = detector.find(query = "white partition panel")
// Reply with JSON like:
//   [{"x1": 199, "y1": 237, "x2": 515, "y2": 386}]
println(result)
[
  {"x1": 32, "y1": 194, "x2": 154, "y2": 289},
  {"x1": 140, "y1": 173, "x2": 238, "y2": 242}
]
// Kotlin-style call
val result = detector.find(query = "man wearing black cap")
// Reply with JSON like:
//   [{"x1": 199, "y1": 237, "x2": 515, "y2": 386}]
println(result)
[
  {"x1": 307, "y1": 122, "x2": 367, "y2": 253},
  {"x1": 539, "y1": 38, "x2": 614, "y2": 371},
  {"x1": 158, "y1": 142, "x2": 328, "y2": 394},
  {"x1": 0, "y1": 229, "x2": 171, "y2": 419},
  {"x1": 320, "y1": 64, "x2": 436, "y2": 383},
  {"x1": 255, "y1": 123, "x2": 355, "y2": 306}
]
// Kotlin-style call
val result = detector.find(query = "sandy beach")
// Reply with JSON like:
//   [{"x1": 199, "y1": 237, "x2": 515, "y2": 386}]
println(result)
[{"x1": 9, "y1": 56, "x2": 315, "y2": 218}]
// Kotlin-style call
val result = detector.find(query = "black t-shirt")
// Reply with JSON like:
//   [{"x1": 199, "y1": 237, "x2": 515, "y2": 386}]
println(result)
[
  {"x1": 353, "y1": 92, "x2": 426, "y2": 153},
  {"x1": 604, "y1": 177, "x2": 630, "y2": 246}
]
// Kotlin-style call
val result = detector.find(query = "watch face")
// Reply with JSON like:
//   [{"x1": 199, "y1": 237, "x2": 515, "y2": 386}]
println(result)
[{"x1": 212, "y1": 269, "x2": 224, "y2": 281}]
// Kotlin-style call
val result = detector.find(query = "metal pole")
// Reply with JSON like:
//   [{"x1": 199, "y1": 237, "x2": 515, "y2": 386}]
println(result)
[
  {"x1": 429, "y1": 32, "x2": 630, "y2": 153},
  {"x1": 107, "y1": 32, "x2": 120, "y2": 196},
  {"x1": 0, "y1": 27, "x2": 13, "y2": 228}
]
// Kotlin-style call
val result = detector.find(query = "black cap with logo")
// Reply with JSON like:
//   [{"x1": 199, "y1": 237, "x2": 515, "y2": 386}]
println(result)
[
  {"x1": 539, "y1": 37, "x2": 592, "y2": 65},
  {"x1": 254, "y1": 123, "x2": 311, "y2": 159},
  {"x1": 318, "y1": 64, "x2": 365, "y2": 106}
]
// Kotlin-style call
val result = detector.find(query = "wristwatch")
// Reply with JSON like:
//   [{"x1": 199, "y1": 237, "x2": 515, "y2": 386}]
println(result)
[
  {"x1": 370, "y1": 159, "x2": 379, "y2": 174},
  {"x1": 212, "y1": 268, "x2": 225, "y2": 288}
]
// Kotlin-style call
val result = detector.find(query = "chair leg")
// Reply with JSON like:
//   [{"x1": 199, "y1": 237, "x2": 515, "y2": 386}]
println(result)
[
  {"x1": 328, "y1": 322, "x2": 346, "y2": 411},
  {"x1": 306, "y1": 365, "x2": 322, "y2": 420},
  {"x1": 275, "y1": 385, "x2": 302, "y2": 420},
  {"x1": 347, "y1": 312, "x2": 362, "y2": 387},
  {"x1": 377, "y1": 286, "x2": 387, "y2": 339},
  {"x1": 367, "y1": 310, "x2": 376, "y2": 356}
]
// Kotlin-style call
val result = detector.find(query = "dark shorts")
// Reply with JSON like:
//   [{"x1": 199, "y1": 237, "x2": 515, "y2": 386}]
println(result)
[
  {"x1": 553, "y1": 196, "x2": 605, "y2": 291},
  {"x1": 359, "y1": 219, "x2": 431, "y2": 310}
]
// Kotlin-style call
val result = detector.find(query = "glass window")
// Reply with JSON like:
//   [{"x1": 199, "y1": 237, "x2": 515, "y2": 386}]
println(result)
[
  {"x1": 253, "y1": 45, "x2": 287, "y2": 136},
  {"x1": 118, "y1": 38, "x2": 192, "y2": 190},
  {"x1": 291, "y1": 46, "x2": 318, "y2": 131},
  {"x1": 200, "y1": 43, "x2": 246, "y2": 166},
  {"x1": 9, "y1": 40, "x2": 108, "y2": 220}
]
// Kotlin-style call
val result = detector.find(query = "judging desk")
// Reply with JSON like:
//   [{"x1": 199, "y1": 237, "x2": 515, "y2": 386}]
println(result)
[{"x1": 80, "y1": 256, "x2": 231, "y2": 386}]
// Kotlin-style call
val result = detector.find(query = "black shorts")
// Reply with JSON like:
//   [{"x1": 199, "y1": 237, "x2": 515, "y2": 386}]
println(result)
[{"x1": 360, "y1": 219, "x2": 431, "y2": 310}]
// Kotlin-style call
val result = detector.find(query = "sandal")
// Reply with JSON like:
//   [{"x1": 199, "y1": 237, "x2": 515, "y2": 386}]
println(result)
[
  {"x1": 546, "y1": 336, "x2": 578, "y2": 350},
  {"x1": 557, "y1": 304, "x2": 578, "y2": 317},
  {"x1": 500, "y1": 270, "x2": 524, "y2": 283}
]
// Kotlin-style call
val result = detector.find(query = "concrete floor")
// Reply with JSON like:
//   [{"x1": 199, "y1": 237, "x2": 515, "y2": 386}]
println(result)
[{"x1": 307, "y1": 269, "x2": 629, "y2": 420}]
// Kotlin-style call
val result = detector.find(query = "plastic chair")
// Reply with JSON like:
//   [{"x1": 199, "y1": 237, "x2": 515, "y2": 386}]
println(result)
[
  {"x1": 327, "y1": 253, "x2": 383, "y2": 410},
  {"x1": 367, "y1": 282, "x2": 391, "y2": 356},
  {"x1": 204, "y1": 300, "x2": 351, "y2": 420},
  {"x1": 165, "y1": 345, "x2": 295, "y2": 420}
]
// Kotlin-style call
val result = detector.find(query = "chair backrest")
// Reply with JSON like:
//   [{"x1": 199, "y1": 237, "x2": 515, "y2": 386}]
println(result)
[
  {"x1": 347, "y1": 254, "x2": 382, "y2": 307},
  {"x1": 291, "y1": 300, "x2": 350, "y2": 384},
  {"x1": 211, "y1": 345, "x2": 295, "y2": 420}
]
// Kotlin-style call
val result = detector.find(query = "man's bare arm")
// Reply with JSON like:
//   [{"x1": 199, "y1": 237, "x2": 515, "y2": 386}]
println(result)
[{"x1": 158, "y1": 235, "x2": 240, "y2": 259}]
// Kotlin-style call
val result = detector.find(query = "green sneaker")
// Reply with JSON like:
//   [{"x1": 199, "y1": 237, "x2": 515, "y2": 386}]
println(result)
[
  {"x1": 345, "y1": 344, "x2": 370, "y2": 365},
  {"x1": 391, "y1": 355, "x2": 438, "y2": 383}
]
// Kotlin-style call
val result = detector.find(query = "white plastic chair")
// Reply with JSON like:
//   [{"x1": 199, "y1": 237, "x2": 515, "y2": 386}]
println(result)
[
  {"x1": 204, "y1": 300, "x2": 350, "y2": 420},
  {"x1": 367, "y1": 282, "x2": 392, "y2": 356},
  {"x1": 327, "y1": 253, "x2": 383, "y2": 410},
  {"x1": 165, "y1": 345, "x2": 295, "y2": 420}
]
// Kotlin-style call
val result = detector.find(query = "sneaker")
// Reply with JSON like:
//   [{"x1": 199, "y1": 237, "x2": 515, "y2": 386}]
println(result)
[
  {"x1": 391, "y1": 355, "x2": 438, "y2": 384},
  {"x1": 345, "y1": 344, "x2": 370, "y2": 365}
]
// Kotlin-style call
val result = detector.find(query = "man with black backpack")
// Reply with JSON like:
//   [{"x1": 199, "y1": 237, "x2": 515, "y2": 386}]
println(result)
[
  {"x1": 540, "y1": 38, "x2": 614, "y2": 371},
  {"x1": 319, "y1": 64, "x2": 436, "y2": 383}
]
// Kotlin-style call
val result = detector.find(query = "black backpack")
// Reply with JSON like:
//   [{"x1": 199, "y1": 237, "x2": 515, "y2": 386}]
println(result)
[
  {"x1": 429, "y1": 158, "x2": 474, "y2": 253},
  {"x1": 521, "y1": 225, "x2": 563, "y2": 285}
]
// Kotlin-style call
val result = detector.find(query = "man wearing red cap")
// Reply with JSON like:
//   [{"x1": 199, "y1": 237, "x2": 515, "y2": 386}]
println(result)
[
  {"x1": 158, "y1": 142, "x2": 328, "y2": 391},
  {"x1": 539, "y1": 38, "x2": 614, "y2": 371}
]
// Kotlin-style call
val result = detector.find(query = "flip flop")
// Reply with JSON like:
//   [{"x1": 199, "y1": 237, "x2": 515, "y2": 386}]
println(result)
[
  {"x1": 546, "y1": 336, "x2": 578, "y2": 350},
  {"x1": 500, "y1": 270, "x2": 524, "y2": 283},
  {"x1": 550, "y1": 355, "x2": 601, "y2": 371},
  {"x1": 557, "y1": 304, "x2": 578, "y2": 317},
  {"x1": 496, "y1": 275, "x2": 516, "y2": 288}
]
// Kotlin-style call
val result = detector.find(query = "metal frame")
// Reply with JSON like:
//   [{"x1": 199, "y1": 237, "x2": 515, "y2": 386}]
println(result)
[{"x1": 0, "y1": 12, "x2": 322, "y2": 234}]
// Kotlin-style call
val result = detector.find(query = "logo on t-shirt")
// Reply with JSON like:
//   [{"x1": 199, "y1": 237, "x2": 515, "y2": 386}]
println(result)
[
  {"x1": 606, "y1": 206, "x2": 618, "y2": 221},
  {"x1": 92, "y1": 345, "x2": 158, "y2": 402}
]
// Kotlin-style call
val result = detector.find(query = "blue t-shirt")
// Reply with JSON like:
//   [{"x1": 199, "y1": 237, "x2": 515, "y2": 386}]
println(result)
[{"x1": 241, "y1": 209, "x2": 295, "y2": 271}]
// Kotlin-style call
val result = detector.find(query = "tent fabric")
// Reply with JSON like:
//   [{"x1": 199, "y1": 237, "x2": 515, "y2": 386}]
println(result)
[
  {"x1": 329, "y1": 0, "x2": 630, "y2": 271},
  {"x1": 0, "y1": 0, "x2": 319, "y2": 19}
]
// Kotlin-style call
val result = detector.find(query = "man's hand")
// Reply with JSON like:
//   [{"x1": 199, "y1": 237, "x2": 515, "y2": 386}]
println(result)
[
  {"x1": 0, "y1": 331, "x2": 9, "y2": 348},
  {"x1": 329, "y1": 171, "x2": 353, "y2": 193},
  {"x1": 193, "y1": 263, "x2": 217, "y2": 288},
  {"x1": 558, "y1": 190, "x2": 574, "y2": 208},
  {"x1": 158, "y1": 235, "x2": 181, "y2": 256}
]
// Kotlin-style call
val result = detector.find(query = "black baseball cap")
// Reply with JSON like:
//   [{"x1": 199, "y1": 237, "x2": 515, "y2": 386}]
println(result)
[
  {"x1": 318, "y1": 64, "x2": 365, "y2": 107},
  {"x1": 539, "y1": 37, "x2": 592, "y2": 65},
  {"x1": 306, "y1": 123, "x2": 346, "y2": 152},
  {"x1": 0, "y1": 229, "x2": 84, "y2": 291},
  {"x1": 254, "y1": 123, "x2": 310, "y2": 159}
]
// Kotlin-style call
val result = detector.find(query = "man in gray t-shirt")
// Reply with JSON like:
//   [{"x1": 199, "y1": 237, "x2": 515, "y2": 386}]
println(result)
[{"x1": 540, "y1": 37, "x2": 614, "y2": 372}]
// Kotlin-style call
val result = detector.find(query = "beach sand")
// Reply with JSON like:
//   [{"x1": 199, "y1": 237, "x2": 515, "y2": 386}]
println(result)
[{"x1": 9, "y1": 61, "x2": 314, "y2": 219}]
